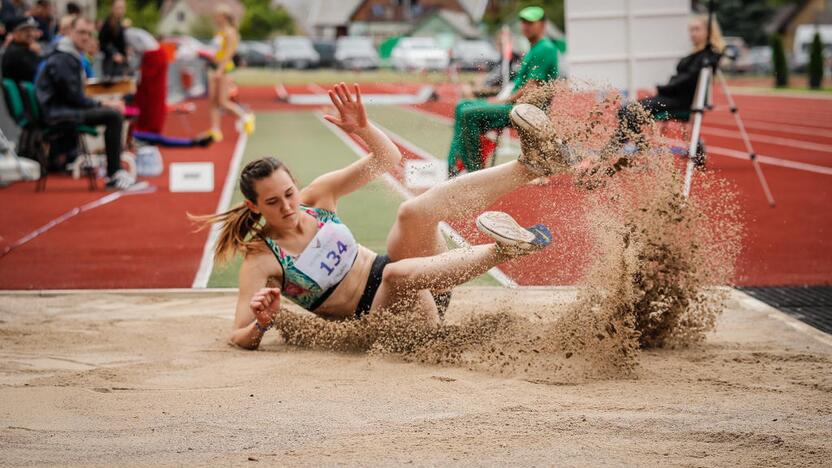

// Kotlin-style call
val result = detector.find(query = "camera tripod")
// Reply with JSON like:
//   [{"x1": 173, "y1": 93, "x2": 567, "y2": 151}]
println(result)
[{"x1": 682, "y1": 0, "x2": 776, "y2": 207}]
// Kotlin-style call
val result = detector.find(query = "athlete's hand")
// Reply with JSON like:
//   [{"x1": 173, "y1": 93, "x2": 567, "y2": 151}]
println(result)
[
  {"x1": 249, "y1": 287, "x2": 281, "y2": 327},
  {"x1": 324, "y1": 82, "x2": 368, "y2": 134}
]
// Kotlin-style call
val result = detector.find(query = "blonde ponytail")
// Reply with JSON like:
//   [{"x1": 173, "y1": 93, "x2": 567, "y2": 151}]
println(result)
[{"x1": 190, "y1": 203, "x2": 264, "y2": 262}]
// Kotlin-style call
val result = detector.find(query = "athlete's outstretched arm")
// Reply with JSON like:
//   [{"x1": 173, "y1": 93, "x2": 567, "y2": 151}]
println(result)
[
  {"x1": 302, "y1": 83, "x2": 402, "y2": 210},
  {"x1": 229, "y1": 254, "x2": 280, "y2": 350}
]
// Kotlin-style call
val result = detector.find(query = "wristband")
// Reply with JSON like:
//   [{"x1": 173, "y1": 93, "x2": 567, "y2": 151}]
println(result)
[{"x1": 254, "y1": 320, "x2": 272, "y2": 334}]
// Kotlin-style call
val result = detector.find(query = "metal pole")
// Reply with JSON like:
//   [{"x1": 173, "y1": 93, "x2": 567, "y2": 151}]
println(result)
[
  {"x1": 683, "y1": 65, "x2": 712, "y2": 198},
  {"x1": 715, "y1": 69, "x2": 776, "y2": 207}
]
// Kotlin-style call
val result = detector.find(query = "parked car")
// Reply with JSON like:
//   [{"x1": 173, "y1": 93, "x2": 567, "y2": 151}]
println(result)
[
  {"x1": 313, "y1": 39, "x2": 336, "y2": 68},
  {"x1": 237, "y1": 41, "x2": 276, "y2": 68},
  {"x1": 451, "y1": 39, "x2": 500, "y2": 71},
  {"x1": 273, "y1": 36, "x2": 320, "y2": 69},
  {"x1": 391, "y1": 37, "x2": 450, "y2": 71},
  {"x1": 335, "y1": 36, "x2": 380, "y2": 70}
]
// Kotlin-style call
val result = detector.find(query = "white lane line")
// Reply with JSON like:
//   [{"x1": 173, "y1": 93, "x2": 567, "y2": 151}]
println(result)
[
  {"x1": 704, "y1": 117, "x2": 832, "y2": 139},
  {"x1": 409, "y1": 103, "x2": 832, "y2": 176},
  {"x1": 701, "y1": 126, "x2": 832, "y2": 154},
  {"x1": 316, "y1": 112, "x2": 517, "y2": 288},
  {"x1": 192, "y1": 132, "x2": 249, "y2": 288},
  {"x1": 707, "y1": 146, "x2": 832, "y2": 176},
  {"x1": 1, "y1": 185, "x2": 156, "y2": 259}
]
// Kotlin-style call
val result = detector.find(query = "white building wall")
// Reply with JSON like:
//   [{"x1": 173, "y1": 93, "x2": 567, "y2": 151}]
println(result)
[{"x1": 565, "y1": 0, "x2": 690, "y2": 97}]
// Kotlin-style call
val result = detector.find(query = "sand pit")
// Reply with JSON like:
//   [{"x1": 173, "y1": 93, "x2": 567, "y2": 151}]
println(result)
[{"x1": 1, "y1": 287, "x2": 830, "y2": 466}]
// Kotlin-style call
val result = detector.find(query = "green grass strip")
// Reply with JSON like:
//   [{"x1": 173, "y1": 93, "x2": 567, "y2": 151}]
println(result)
[{"x1": 207, "y1": 110, "x2": 497, "y2": 287}]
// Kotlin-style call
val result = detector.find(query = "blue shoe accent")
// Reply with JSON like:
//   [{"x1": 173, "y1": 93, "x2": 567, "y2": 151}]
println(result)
[{"x1": 526, "y1": 224, "x2": 553, "y2": 249}]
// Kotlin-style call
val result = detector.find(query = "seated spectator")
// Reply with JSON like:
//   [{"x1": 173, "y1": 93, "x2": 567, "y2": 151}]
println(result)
[
  {"x1": 1, "y1": 16, "x2": 41, "y2": 84},
  {"x1": 605, "y1": 14, "x2": 725, "y2": 157},
  {"x1": 446, "y1": 6, "x2": 559, "y2": 177},
  {"x1": 0, "y1": 0, "x2": 26, "y2": 27},
  {"x1": 36, "y1": 15, "x2": 137, "y2": 189},
  {"x1": 29, "y1": 0, "x2": 54, "y2": 43}
]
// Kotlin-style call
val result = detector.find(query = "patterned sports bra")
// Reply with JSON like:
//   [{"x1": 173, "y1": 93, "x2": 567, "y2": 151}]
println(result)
[{"x1": 263, "y1": 205, "x2": 359, "y2": 311}]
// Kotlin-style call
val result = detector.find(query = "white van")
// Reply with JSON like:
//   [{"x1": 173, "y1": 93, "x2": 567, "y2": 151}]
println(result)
[{"x1": 792, "y1": 24, "x2": 832, "y2": 71}]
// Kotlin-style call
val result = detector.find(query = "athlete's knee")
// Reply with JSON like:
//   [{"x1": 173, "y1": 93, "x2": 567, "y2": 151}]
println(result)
[
  {"x1": 396, "y1": 198, "x2": 429, "y2": 225},
  {"x1": 381, "y1": 262, "x2": 411, "y2": 289}
]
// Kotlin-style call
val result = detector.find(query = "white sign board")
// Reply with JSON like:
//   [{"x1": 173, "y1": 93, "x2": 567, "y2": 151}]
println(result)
[
  {"x1": 565, "y1": 0, "x2": 690, "y2": 97},
  {"x1": 404, "y1": 160, "x2": 447, "y2": 189},
  {"x1": 169, "y1": 162, "x2": 214, "y2": 192}
]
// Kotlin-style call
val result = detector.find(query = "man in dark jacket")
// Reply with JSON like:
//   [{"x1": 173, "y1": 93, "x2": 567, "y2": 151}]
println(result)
[
  {"x1": 36, "y1": 15, "x2": 136, "y2": 189},
  {"x1": 1, "y1": 16, "x2": 41, "y2": 84}
]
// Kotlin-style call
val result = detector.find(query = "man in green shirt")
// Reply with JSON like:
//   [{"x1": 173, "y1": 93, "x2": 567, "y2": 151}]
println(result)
[{"x1": 447, "y1": 6, "x2": 559, "y2": 177}]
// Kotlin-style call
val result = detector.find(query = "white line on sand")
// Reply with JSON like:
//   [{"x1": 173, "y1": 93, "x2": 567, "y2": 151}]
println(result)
[
  {"x1": 733, "y1": 289, "x2": 832, "y2": 347},
  {"x1": 192, "y1": 132, "x2": 249, "y2": 288},
  {"x1": 315, "y1": 112, "x2": 518, "y2": 288}
]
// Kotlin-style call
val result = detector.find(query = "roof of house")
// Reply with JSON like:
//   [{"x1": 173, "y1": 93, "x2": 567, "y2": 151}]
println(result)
[
  {"x1": 410, "y1": 9, "x2": 480, "y2": 38},
  {"x1": 274, "y1": 0, "x2": 362, "y2": 33},
  {"x1": 161, "y1": 0, "x2": 245, "y2": 22},
  {"x1": 457, "y1": 0, "x2": 489, "y2": 22}
]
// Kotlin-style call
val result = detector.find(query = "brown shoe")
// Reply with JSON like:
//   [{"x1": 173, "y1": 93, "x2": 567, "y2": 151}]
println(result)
[{"x1": 510, "y1": 104, "x2": 578, "y2": 176}]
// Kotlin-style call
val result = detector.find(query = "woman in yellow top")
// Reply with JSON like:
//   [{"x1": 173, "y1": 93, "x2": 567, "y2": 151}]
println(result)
[{"x1": 209, "y1": 4, "x2": 255, "y2": 142}]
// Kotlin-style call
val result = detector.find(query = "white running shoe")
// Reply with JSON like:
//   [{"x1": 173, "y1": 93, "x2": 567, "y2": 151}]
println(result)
[
  {"x1": 510, "y1": 103, "x2": 579, "y2": 176},
  {"x1": 476, "y1": 211, "x2": 553, "y2": 256},
  {"x1": 105, "y1": 169, "x2": 145, "y2": 191}
]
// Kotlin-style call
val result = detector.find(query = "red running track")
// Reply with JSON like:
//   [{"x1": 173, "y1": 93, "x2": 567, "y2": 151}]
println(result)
[
  {"x1": 411, "y1": 89, "x2": 832, "y2": 286},
  {"x1": 0, "y1": 99, "x2": 241, "y2": 289},
  {"x1": 1, "y1": 83, "x2": 829, "y2": 288}
]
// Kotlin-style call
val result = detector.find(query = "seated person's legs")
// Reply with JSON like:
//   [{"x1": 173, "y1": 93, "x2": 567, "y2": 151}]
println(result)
[
  {"x1": 78, "y1": 107, "x2": 124, "y2": 178},
  {"x1": 447, "y1": 99, "x2": 512, "y2": 175},
  {"x1": 447, "y1": 99, "x2": 479, "y2": 174},
  {"x1": 458, "y1": 101, "x2": 512, "y2": 172},
  {"x1": 608, "y1": 95, "x2": 690, "y2": 154}
]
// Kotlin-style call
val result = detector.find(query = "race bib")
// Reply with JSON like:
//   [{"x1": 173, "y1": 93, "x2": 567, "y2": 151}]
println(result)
[{"x1": 294, "y1": 222, "x2": 358, "y2": 291}]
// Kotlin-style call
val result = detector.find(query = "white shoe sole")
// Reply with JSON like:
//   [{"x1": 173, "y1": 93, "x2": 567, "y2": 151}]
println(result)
[
  {"x1": 510, "y1": 104, "x2": 550, "y2": 134},
  {"x1": 476, "y1": 211, "x2": 536, "y2": 247}
]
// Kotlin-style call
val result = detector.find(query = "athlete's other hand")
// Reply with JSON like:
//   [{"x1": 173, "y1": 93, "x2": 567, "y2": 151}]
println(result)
[
  {"x1": 250, "y1": 287, "x2": 281, "y2": 327},
  {"x1": 324, "y1": 82, "x2": 368, "y2": 134}
]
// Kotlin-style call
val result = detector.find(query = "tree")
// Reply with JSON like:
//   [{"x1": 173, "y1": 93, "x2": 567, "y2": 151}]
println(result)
[
  {"x1": 714, "y1": 0, "x2": 775, "y2": 46},
  {"x1": 483, "y1": 0, "x2": 564, "y2": 32},
  {"x1": 808, "y1": 31, "x2": 824, "y2": 89},
  {"x1": 96, "y1": 0, "x2": 160, "y2": 34},
  {"x1": 238, "y1": 0, "x2": 294, "y2": 40},
  {"x1": 770, "y1": 34, "x2": 788, "y2": 88}
]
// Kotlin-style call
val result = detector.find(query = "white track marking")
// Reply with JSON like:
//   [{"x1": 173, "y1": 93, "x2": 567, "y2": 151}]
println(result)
[
  {"x1": 192, "y1": 132, "x2": 248, "y2": 288},
  {"x1": 316, "y1": 112, "x2": 518, "y2": 288},
  {"x1": 707, "y1": 146, "x2": 832, "y2": 176},
  {"x1": 408, "y1": 103, "x2": 832, "y2": 176},
  {"x1": 733, "y1": 289, "x2": 832, "y2": 347},
  {"x1": 701, "y1": 126, "x2": 832, "y2": 154},
  {"x1": 704, "y1": 117, "x2": 832, "y2": 139},
  {"x1": 1, "y1": 185, "x2": 155, "y2": 258}
]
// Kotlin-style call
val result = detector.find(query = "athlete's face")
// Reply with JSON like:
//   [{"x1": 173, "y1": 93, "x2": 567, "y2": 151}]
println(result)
[
  {"x1": 689, "y1": 18, "x2": 707, "y2": 49},
  {"x1": 246, "y1": 168, "x2": 301, "y2": 230}
]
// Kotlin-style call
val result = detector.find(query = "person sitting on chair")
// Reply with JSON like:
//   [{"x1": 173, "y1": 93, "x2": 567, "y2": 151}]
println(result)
[
  {"x1": 605, "y1": 14, "x2": 725, "y2": 160},
  {"x1": 446, "y1": 5, "x2": 559, "y2": 177},
  {"x1": 1, "y1": 16, "x2": 41, "y2": 84},
  {"x1": 36, "y1": 15, "x2": 137, "y2": 189}
]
